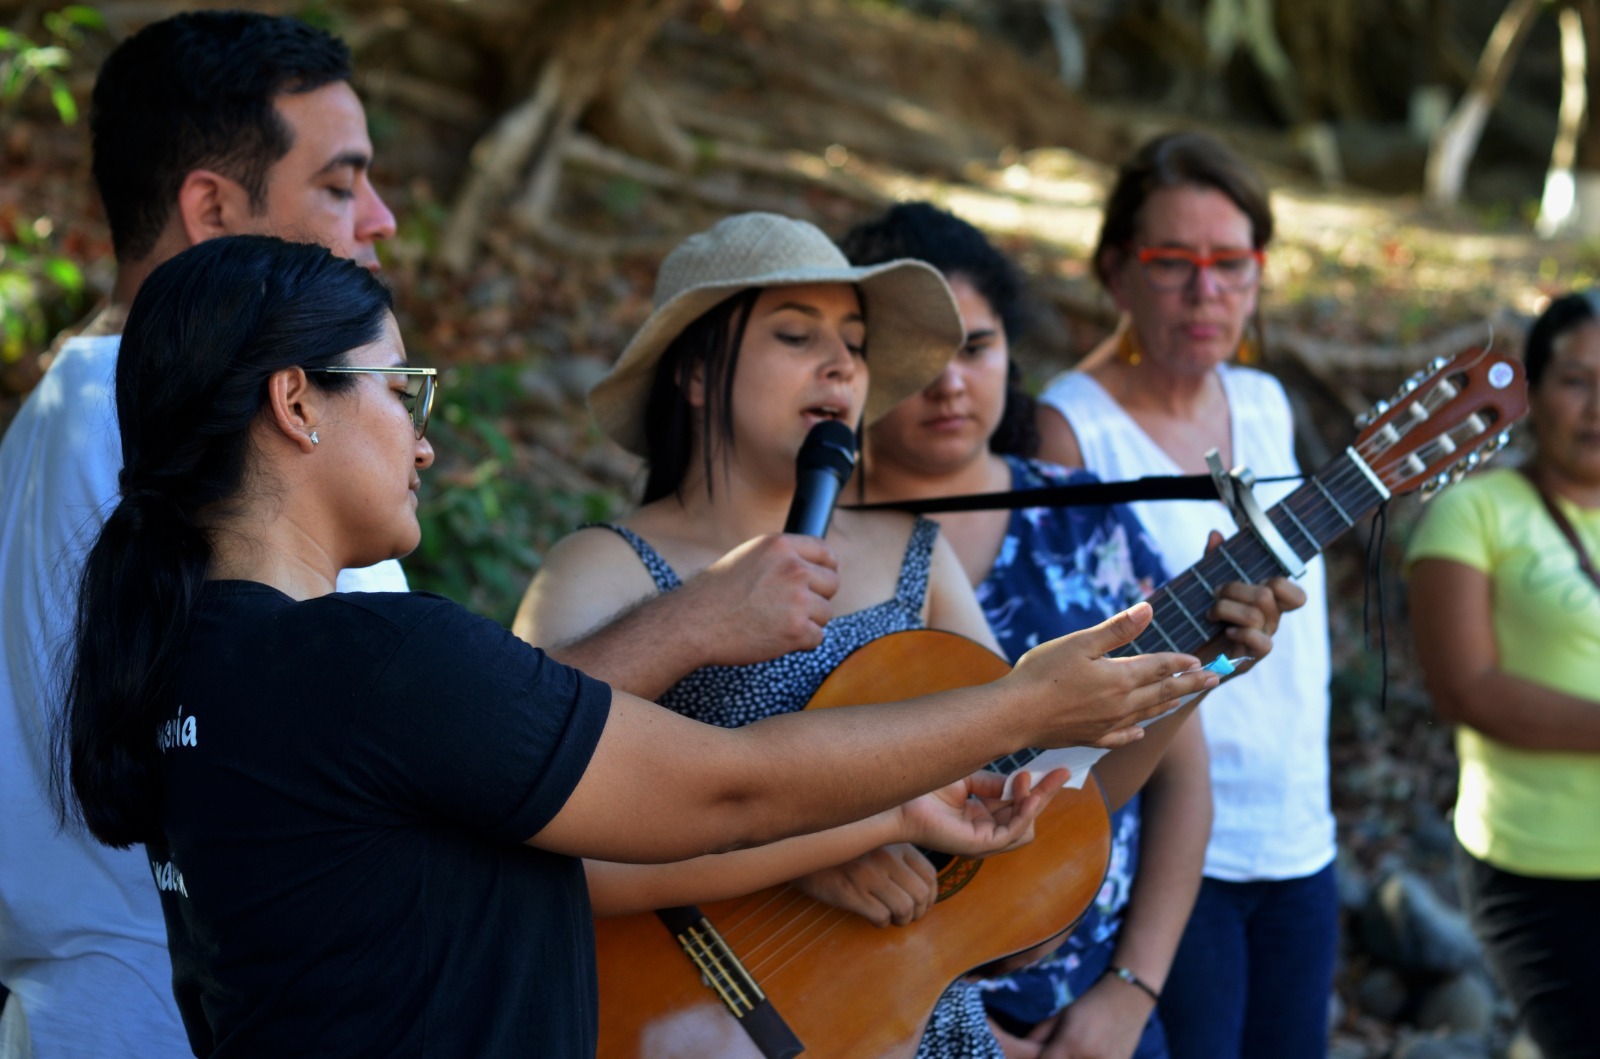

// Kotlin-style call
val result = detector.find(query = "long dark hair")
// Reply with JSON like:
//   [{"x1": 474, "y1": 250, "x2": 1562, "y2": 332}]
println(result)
[
  {"x1": 839, "y1": 201, "x2": 1041, "y2": 457},
  {"x1": 640, "y1": 288, "x2": 762, "y2": 503},
  {"x1": 56, "y1": 235, "x2": 392, "y2": 847}
]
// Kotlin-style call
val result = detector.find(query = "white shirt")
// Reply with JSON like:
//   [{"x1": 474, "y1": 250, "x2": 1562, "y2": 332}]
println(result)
[
  {"x1": 1039, "y1": 364, "x2": 1335, "y2": 881},
  {"x1": 0, "y1": 335, "x2": 406, "y2": 1057}
]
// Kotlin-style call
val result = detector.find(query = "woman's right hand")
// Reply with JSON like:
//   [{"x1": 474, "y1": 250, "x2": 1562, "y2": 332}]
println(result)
[
  {"x1": 1007, "y1": 602, "x2": 1215, "y2": 749},
  {"x1": 897, "y1": 767, "x2": 1070, "y2": 858}
]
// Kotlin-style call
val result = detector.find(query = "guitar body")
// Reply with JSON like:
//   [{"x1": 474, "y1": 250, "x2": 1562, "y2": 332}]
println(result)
[{"x1": 596, "y1": 630, "x2": 1111, "y2": 1058}]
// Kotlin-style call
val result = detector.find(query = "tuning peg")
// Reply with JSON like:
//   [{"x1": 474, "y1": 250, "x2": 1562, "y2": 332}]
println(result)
[
  {"x1": 1355, "y1": 398, "x2": 1391, "y2": 429},
  {"x1": 1478, "y1": 430, "x2": 1514, "y2": 459},
  {"x1": 1463, "y1": 450, "x2": 1482, "y2": 471},
  {"x1": 1427, "y1": 355, "x2": 1451, "y2": 373}
]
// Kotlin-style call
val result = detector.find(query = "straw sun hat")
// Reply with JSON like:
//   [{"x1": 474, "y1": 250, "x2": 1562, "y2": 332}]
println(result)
[{"x1": 589, "y1": 212, "x2": 964, "y2": 456}]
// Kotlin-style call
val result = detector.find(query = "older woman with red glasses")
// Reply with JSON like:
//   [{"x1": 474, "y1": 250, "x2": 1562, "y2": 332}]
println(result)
[{"x1": 1035, "y1": 132, "x2": 1338, "y2": 1058}]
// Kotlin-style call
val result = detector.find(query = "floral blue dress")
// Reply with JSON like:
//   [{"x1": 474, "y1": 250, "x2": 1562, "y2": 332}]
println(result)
[{"x1": 971, "y1": 457, "x2": 1170, "y2": 1052}]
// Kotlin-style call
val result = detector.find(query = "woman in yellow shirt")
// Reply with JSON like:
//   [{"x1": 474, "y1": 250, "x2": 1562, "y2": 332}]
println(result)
[{"x1": 1406, "y1": 290, "x2": 1600, "y2": 1059}]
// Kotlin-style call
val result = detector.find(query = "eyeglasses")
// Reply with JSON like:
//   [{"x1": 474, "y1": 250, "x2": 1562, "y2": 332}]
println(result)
[
  {"x1": 306, "y1": 366, "x2": 438, "y2": 439},
  {"x1": 1136, "y1": 247, "x2": 1264, "y2": 292}
]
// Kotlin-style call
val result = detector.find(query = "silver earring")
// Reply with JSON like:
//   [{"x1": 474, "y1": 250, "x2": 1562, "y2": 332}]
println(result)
[{"x1": 310, "y1": 430, "x2": 319, "y2": 446}]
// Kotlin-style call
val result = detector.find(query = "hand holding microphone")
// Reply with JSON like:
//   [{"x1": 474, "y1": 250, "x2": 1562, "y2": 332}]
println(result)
[{"x1": 678, "y1": 422, "x2": 854, "y2": 666}]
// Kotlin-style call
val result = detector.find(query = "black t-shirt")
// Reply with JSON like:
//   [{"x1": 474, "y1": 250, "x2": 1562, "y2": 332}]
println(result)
[{"x1": 148, "y1": 582, "x2": 610, "y2": 1057}]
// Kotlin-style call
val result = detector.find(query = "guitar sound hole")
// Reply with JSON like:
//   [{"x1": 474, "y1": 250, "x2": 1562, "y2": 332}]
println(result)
[{"x1": 918, "y1": 848, "x2": 954, "y2": 871}]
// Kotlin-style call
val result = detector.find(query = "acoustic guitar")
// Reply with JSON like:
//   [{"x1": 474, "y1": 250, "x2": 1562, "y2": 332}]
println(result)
[
  {"x1": 595, "y1": 631, "x2": 1106, "y2": 1059},
  {"x1": 594, "y1": 347, "x2": 1530, "y2": 1058}
]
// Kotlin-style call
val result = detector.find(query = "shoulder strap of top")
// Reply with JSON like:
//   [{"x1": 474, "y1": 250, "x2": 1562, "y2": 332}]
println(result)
[
  {"x1": 1041, "y1": 372, "x2": 1125, "y2": 465},
  {"x1": 894, "y1": 517, "x2": 940, "y2": 609},
  {"x1": 584, "y1": 523, "x2": 683, "y2": 592}
]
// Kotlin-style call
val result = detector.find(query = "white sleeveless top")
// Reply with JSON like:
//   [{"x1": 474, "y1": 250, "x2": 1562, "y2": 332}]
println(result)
[{"x1": 1039, "y1": 364, "x2": 1335, "y2": 881}]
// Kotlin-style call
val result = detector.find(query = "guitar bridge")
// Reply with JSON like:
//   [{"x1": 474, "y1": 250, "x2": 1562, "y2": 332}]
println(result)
[{"x1": 654, "y1": 905, "x2": 806, "y2": 1058}]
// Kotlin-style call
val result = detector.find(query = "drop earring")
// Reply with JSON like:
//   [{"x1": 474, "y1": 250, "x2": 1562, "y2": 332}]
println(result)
[
  {"x1": 1117, "y1": 327, "x2": 1142, "y2": 366},
  {"x1": 310, "y1": 430, "x2": 320, "y2": 446}
]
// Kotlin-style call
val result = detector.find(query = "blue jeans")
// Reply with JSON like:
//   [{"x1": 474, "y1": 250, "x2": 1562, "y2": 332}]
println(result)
[{"x1": 1158, "y1": 863, "x2": 1338, "y2": 1059}]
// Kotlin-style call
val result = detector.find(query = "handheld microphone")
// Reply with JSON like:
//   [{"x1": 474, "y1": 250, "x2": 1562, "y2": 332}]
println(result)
[{"x1": 784, "y1": 420, "x2": 857, "y2": 538}]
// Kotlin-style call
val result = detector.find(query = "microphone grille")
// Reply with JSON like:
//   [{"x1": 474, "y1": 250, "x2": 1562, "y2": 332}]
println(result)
[{"x1": 796, "y1": 420, "x2": 857, "y2": 479}]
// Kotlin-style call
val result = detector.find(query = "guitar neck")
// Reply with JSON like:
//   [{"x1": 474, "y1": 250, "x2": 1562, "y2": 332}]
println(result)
[
  {"x1": 1110, "y1": 446, "x2": 1388, "y2": 660},
  {"x1": 989, "y1": 448, "x2": 1386, "y2": 778}
]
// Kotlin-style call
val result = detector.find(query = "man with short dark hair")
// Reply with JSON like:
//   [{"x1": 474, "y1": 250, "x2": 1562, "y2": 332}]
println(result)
[{"x1": 0, "y1": 12, "x2": 400, "y2": 1055}]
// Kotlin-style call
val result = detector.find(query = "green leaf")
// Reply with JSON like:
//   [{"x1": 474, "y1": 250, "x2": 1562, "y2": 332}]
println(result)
[
  {"x1": 49, "y1": 80, "x2": 77, "y2": 124},
  {"x1": 44, "y1": 257, "x2": 84, "y2": 292},
  {"x1": 61, "y1": 6, "x2": 106, "y2": 31},
  {"x1": 24, "y1": 45, "x2": 69, "y2": 71}
]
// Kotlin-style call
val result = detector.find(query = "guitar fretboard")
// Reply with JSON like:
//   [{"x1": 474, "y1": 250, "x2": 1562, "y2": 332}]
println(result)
[{"x1": 991, "y1": 447, "x2": 1388, "y2": 776}]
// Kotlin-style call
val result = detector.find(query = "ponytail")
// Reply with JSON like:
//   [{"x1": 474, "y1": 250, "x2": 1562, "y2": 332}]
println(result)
[
  {"x1": 55, "y1": 235, "x2": 392, "y2": 847},
  {"x1": 63, "y1": 492, "x2": 210, "y2": 845}
]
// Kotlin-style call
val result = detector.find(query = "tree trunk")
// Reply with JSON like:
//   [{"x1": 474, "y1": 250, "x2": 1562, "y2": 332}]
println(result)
[
  {"x1": 1040, "y1": 0, "x2": 1087, "y2": 90},
  {"x1": 1424, "y1": 0, "x2": 1543, "y2": 206},
  {"x1": 437, "y1": 0, "x2": 687, "y2": 271},
  {"x1": 1570, "y1": 0, "x2": 1600, "y2": 236},
  {"x1": 1537, "y1": 3, "x2": 1588, "y2": 236},
  {"x1": 1205, "y1": 0, "x2": 1301, "y2": 123}
]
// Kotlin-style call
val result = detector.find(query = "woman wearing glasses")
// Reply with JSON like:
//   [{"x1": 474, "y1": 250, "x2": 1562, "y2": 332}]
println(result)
[
  {"x1": 57, "y1": 234, "x2": 1215, "y2": 1057},
  {"x1": 1036, "y1": 132, "x2": 1337, "y2": 1058}
]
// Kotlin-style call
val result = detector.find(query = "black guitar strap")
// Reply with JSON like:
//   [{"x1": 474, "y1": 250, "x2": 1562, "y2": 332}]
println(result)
[{"x1": 845, "y1": 473, "x2": 1218, "y2": 515}]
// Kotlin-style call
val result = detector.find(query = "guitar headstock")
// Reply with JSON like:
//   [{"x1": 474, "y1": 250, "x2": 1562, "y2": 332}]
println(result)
[{"x1": 1352, "y1": 347, "x2": 1529, "y2": 500}]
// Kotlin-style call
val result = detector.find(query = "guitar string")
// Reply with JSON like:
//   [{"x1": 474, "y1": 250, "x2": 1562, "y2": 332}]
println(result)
[
  {"x1": 711, "y1": 873, "x2": 858, "y2": 956},
  {"x1": 717, "y1": 885, "x2": 826, "y2": 945},
  {"x1": 982, "y1": 455, "x2": 1377, "y2": 768},
  {"x1": 995, "y1": 440, "x2": 1439, "y2": 773},
  {"x1": 738, "y1": 902, "x2": 856, "y2": 980},
  {"x1": 1130, "y1": 454, "x2": 1381, "y2": 657},
  {"x1": 1150, "y1": 405, "x2": 1482, "y2": 642},
  {"x1": 720, "y1": 887, "x2": 857, "y2": 977},
  {"x1": 687, "y1": 413, "x2": 1487, "y2": 979}
]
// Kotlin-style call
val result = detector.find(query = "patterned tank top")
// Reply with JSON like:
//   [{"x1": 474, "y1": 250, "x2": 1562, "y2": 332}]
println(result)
[{"x1": 594, "y1": 518, "x2": 939, "y2": 727}]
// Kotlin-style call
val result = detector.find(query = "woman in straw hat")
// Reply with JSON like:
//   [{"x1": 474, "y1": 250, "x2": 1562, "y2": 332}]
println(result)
[
  {"x1": 518, "y1": 212, "x2": 1276, "y2": 1057},
  {"x1": 60, "y1": 233, "x2": 1214, "y2": 1057}
]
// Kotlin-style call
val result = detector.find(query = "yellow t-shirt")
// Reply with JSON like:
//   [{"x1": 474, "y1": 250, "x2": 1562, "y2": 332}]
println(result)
[{"x1": 1404, "y1": 467, "x2": 1600, "y2": 878}]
